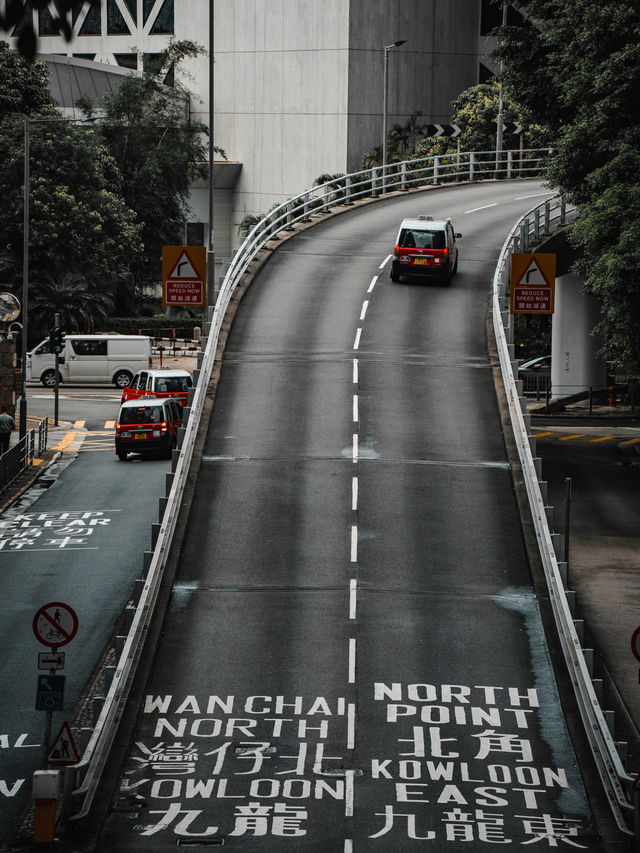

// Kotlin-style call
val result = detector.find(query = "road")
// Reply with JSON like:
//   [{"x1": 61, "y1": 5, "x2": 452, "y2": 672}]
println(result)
[
  {"x1": 91, "y1": 181, "x2": 616, "y2": 851},
  {"x1": 0, "y1": 387, "x2": 172, "y2": 839}
]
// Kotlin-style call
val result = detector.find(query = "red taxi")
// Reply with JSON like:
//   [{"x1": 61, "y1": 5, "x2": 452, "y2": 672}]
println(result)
[
  {"x1": 121, "y1": 367, "x2": 192, "y2": 406},
  {"x1": 390, "y1": 215, "x2": 461, "y2": 284},
  {"x1": 115, "y1": 396, "x2": 183, "y2": 461}
]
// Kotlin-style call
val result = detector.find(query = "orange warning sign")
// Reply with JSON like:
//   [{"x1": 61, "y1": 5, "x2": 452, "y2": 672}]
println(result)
[
  {"x1": 162, "y1": 246, "x2": 207, "y2": 307},
  {"x1": 510, "y1": 253, "x2": 556, "y2": 315}
]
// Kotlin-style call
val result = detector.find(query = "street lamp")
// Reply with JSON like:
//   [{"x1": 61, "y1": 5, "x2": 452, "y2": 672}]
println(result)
[
  {"x1": 382, "y1": 39, "x2": 406, "y2": 170},
  {"x1": 495, "y1": 0, "x2": 508, "y2": 173}
]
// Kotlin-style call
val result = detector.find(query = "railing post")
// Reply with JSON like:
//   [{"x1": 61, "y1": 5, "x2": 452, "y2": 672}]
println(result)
[
  {"x1": 534, "y1": 209, "x2": 540, "y2": 243},
  {"x1": 560, "y1": 197, "x2": 566, "y2": 225},
  {"x1": 400, "y1": 161, "x2": 407, "y2": 191},
  {"x1": 469, "y1": 152, "x2": 475, "y2": 181},
  {"x1": 507, "y1": 150, "x2": 513, "y2": 179},
  {"x1": 371, "y1": 167, "x2": 379, "y2": 197},
  {"x1": 544, "y1": 200, "x2": 551, "y2": 236},
  {"x1": 345, "y1": 175, "x2": 352, "y2": 204},
  {"x1": 433, "y1": 156, "x2": 440, "y2": 185}
]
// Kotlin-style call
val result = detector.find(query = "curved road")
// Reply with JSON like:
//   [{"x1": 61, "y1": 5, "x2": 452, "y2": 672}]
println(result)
[{"x1": 95, "y1": 182, "x2": 611, "y2": 851}]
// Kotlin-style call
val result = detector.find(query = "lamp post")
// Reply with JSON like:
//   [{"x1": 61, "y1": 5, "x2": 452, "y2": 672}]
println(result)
[
  {"x1": 495, "y1": 0, "x2": 508, "y2": 173},
  {"x1": 382, "y1": 39, "x2": 406, "y2": 170},
  {"x1": 207, "y1": 0, "x2": 215, "y2": 312}
]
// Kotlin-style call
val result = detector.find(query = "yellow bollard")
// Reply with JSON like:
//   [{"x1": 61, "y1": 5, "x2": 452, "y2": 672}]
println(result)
[{"x1": 33, "y1": 770, "x2": 59, "y2": 844}]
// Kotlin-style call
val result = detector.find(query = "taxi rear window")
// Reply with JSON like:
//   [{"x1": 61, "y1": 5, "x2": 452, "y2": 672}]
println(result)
[
  {"x1": 399, "y1": 229, "x2": 445, "y2": 249},
  {"x1": 120, "y1": 406, "x2": 164, "y2": 425},
  {"x1": 156, "y1": 376, "x2": 192, "y2": 392}
]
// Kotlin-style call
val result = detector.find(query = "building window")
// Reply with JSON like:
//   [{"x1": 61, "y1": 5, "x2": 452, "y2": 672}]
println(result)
[
  {"x1": 115, "y1": 53, "x2": 138, "y2": 70},
  {"x1": 122, "y1": 0, "x2": 137, "y2": 22},
  {"x1": 38, "y1": 7, "x2": 58, "y2": 36},
  {"x1": 107, "y1": 0, "x2": 130, "y2": 34},
  {"x1": 150, "y1": 0, "x2": 174, "y2": 34},
  {"x1": 79, "y1": 4, "x2": 101, "y2": 35},
  {"x1": 74, "y1": 53, "x2": 96, "y2": 61}
]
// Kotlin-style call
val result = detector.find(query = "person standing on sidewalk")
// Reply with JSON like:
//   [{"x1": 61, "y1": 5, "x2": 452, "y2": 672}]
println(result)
[{"x1": 0, "y1": 405, "x2": 16, "y2": 455}]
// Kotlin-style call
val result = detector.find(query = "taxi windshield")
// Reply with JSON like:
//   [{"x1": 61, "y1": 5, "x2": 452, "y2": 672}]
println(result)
[
  {"x1": 399, "y1": 229, "x2": 445, "y2": 249},
  {"x1": 120, "y1": 406, "x2": 164, "y2": 425}
]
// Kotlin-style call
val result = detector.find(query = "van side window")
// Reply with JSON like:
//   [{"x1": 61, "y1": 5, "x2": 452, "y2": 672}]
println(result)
[{"x1": 71, "y1": 339, "x2": 108, "y2": 356}]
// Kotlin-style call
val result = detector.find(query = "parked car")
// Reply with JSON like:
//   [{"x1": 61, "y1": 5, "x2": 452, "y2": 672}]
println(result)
[
  {"x1": 120, "y1": 368, "x2": 193, "y2": 406},
  {"x1": 390, "y1": 215, "x2": 461, "y2": 284},
  {"x1": 115, "y1": 397, "x2": 183, "y2": 461},
  {"x1": 27, "y1": 334, "x2": 152, "y2": 388},
  {"x1": 518, "y1": 355, "x2": 551, "y2": 394}
]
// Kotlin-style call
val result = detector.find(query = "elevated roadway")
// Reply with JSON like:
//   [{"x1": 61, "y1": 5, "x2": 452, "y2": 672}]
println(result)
[{"x1": 82, "y1": 182, "x2": 622, "y2": 850}]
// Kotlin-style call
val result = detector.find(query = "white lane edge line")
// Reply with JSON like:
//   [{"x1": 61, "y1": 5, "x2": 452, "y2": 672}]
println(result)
[
  {"x1": 353, "y1": 395, "x2": 359, "y2": 423},
  {"x1": 367, "y1": 276, "x2": 377, "y2": 293},
  {"x1": 464, "y1": 202, "x2": 498, "y2": 214},
  {"x1": 379, "y1": 254, "x2": 392, "y2": 269},
  {"x1": 348, "y1": 638, "x2": 356, "y2": 683},
  {"x1": 344, "y1": 841, "x2": 353, "y2": 853},
  {"x1": 352, "y1": 476, "x2": 358, "y2": 511},
  {"x1": 352, "y1": 358, "x2": 358, "y2": 384},
  {"x1": 360, "y1": 301, "x2": 369, "y2": 321},
  {"x1": 352, "y1": 433, "x2": 358, "y2": 462},
  {"x1": 353, "y1": 328, "x2": 362, "y2": 350},
  {"x1": 349, "y1": 578, "x2": 357, "y2": 619}
]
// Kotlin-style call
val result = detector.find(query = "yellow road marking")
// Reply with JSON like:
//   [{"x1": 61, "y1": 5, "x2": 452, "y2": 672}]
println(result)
[
  {"x1": 589, "y1": 436, "x2": 614, "y2": 443},
  {"x1": 558, "y1": 434, "x2": 585, "y2": 441},
  {"x1": 534, "y1": 431, "x2": 554, "y2": 438},
  {"x1": 73, "y1": 420, "x2": 86, "y2": 429},
  {"x1": 619, "y1": 437, "x2": 640, "y2": 445},
  {"x1": 105, "y1": 420, "x2": 115, "y2": 429}
]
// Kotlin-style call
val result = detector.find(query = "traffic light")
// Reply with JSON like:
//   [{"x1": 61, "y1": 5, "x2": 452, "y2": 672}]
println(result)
[{"x1": 48, "y1": 326, "x2": 65, "y2": 355}]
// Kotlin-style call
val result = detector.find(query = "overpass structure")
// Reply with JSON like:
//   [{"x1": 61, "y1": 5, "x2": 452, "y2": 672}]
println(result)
[{"x1": 37, "y1": 150, "x2": 636, "y2": 849}]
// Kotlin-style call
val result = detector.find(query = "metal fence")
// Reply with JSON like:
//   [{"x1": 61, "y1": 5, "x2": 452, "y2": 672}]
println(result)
[
  {"x1": 492, "y1": 197, "x2": 639, "y2": 838},
  {"x1": 66, "y1": 148, "x2": 556, "y2": 823},
  {"x1": 0, "y1": 419, "x2": 49, "y2": 496}
]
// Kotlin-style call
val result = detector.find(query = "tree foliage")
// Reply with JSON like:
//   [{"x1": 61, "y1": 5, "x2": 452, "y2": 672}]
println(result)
[
  {"x1": 80, "y1": 41, "x2": 215, "y2": 289},
  {"x1": 0, "y1": 42, "x2": 143, "y2": 340},
  {"x1": 494, "y1": 0, "x2": 640, "y2": 370},
  {"x1": 413, "y1": 81, "x2": 550, "y2": 161}
]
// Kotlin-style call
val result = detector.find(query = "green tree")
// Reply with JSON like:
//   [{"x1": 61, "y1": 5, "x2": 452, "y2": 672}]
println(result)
[
  {"x1": 29, "y1": 272, "x2": 114, "y2": 336},
  {"x1": 81, "y1": 40, "x2": 218, "y2": 290},
  {"x1": 412, "y1": 80, "x2": 550, "y2": 161},
  {"x1": 0, "y1": 41, "x2": 144, "y2": 339},
  {"x1": 494, "y1": 0, "x2": 640, "y2": 370}
]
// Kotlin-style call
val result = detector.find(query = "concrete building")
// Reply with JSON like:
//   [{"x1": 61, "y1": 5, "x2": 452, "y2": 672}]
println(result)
[{"x1": 2, "y1": 0, "x2": 499, "y2": 256}]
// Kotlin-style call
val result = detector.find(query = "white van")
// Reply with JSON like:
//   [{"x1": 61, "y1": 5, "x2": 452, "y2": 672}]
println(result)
[{"x1": 27, "y1": 334, "x2": 152, "y2": 388}]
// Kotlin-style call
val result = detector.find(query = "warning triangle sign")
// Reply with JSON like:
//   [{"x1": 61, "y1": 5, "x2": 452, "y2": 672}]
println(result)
[
  {"x1": 48, "y1": 721, "x2": 80, "y2": 765},
  {"x1": 516, "y1": 257, "x2": 550, "y2": 287},
  {"x1": 169, "y1": 251, "x2": 200, "y2": 280}
]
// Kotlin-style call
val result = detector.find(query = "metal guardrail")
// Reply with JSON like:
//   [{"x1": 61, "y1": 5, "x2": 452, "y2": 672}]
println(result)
[
  {"x1": 0, "y1": 419, "x2": 48, "y2": 496},
  {"x1": 67, "y1": 147, "x2": 554, "y2": 822},
  {"x1": 491, "y1": 196, "x2": 638, "y2": 837}
]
